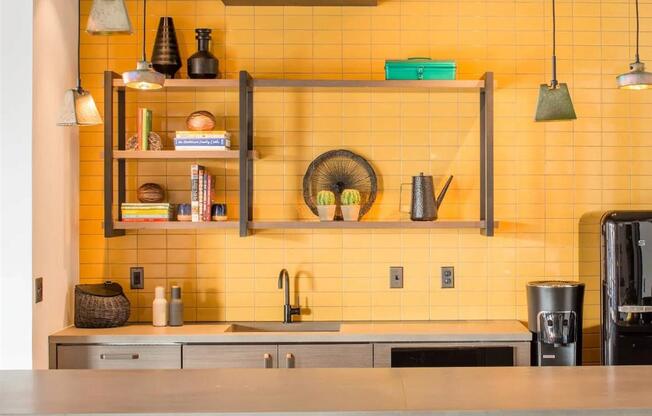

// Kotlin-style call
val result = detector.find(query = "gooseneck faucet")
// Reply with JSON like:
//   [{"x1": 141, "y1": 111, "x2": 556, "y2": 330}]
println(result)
[{"x1": 278, "y1": 268, "x2": 300, "y2": 323}]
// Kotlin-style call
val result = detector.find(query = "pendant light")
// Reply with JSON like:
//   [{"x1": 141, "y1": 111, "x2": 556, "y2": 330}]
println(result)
[
  {"x1": 86, "y1": 0, "x2": 132, "y2": 35},
  {"x1": 122, "y1": 0, "x2": 165, "y2": 90},
  {"x1": 535, "y1": 0, "x2": 577, "y2": 122},
  {"x1": 57, "y1": 0, "x2": 103, "y2": 126},
  {"x1": 617, "y1": 0, "x2": 652, "y2": 89}
]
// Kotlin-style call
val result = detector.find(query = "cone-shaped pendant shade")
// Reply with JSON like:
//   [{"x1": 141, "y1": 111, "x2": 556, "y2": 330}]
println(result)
[
  {"x1": 87, "y1": 0, "x2": 132, "y2": 35},
  {"x1": 535, "y1": 83, "x2": 577, "y2": 122},
  {"x1": 617, "y1": 61, "x2": 652, "y2": 90},
  {"x1": 57, "y1": 88, "x2": 103, "y2": 126},
  {"x1": 123, "y1": 60, "x2": 165, "y2": 90}
]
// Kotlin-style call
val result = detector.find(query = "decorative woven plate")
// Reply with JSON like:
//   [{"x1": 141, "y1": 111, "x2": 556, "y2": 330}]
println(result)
[{"x1": 303, "y1": 149, "x2": 377, "y2": 220}]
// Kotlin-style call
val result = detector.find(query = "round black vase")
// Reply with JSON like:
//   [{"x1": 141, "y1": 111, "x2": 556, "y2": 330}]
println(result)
[
  {"x1": 188, "y1": 28, "x2": 219, "y2": 79},
  {"x1": 151, "y1": 17, "x2": 182, "y2": 79}
]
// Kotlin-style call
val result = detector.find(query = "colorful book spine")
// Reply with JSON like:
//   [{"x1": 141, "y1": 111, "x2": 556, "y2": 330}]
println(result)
[
  {"x1": 175, "y1": 146, "x2": 231, "y2": 151},
  {"x1": 204, "y1": 174, "x2": 213, "y2": 222},
  {"x1": 191, "y1": 164, "x2": 200, "y2": 222},
  {"x1": 138, "y1": 108, "x2": 152, "y2": 150},
  {"x1": 174, "y1": 138, "x2": 231, "y2": 146},
  {"x1": 175, "y1": 130, "x2": 230, "y2": 138},
  {"x1": 122, "y1": 218, "x2": 169, "y2": 222}
]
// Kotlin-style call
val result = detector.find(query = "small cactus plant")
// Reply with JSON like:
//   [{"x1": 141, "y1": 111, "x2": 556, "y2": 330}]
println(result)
[
  {"x1": 341, "y1": 189, "x2": 361, "y2": 206},
  {"x1": 316, "y1": 190, "x2": 335, "y2": 206}
]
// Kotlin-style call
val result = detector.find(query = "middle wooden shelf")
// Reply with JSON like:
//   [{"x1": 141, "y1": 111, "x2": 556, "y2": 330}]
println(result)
[{"x1": 113, "y1": 150, "x2": 259, "y2": 160}]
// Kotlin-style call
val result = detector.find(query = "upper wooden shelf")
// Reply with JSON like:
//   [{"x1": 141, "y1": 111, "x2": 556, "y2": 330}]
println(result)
[
  {"x1": 113, "y1": 150, "x2": 259, "y2": 160},
  {"x1": 249, "y1": 220, "x2": 498, "y2": 230},
  {"x1": 113, "y1": 79, "x2": 485, "y2": 90},
  {"x1": 222, "y1": 0, "x2": 376, "y2": 5}
]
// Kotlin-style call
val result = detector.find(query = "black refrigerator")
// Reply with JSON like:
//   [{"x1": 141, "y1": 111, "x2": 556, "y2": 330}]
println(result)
[{"x1": 602, "y1": 211, "x2": 652, "y2": 365}]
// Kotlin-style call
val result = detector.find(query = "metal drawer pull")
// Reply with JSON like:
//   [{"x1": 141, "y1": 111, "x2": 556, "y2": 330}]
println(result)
[
  {"x1": 263, "y1": 353, "x2": 272, "y2": 368},
  {"x1": 99, "y1": 353, "x2": 139, "y2": 360},
  {"x1": 286, "y1": 353, "x2": 295, "y2": 368}
]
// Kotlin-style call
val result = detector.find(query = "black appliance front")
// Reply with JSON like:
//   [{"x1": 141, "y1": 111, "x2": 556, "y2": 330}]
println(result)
[
  {"x1": 602, "y1": 211, "x2": 652, "y2": 365},
  {"x1": 390, "y1": 347, "x2": 514, "y2": 367}
]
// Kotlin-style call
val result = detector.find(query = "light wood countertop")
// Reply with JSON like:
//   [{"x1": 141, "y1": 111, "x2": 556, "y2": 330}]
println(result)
[
  {"x1": 2, "y1": 366, "x2": 652, "y2": 415},
  {"x1": 49, "y1": 320, "x2": 531, "y2": 344}
]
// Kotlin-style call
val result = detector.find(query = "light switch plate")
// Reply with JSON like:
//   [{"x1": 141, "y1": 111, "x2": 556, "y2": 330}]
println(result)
[
  {"x1": 441, "y1": 266, "x2": 454, "y2": 288},
  {"x1": 130, "y1": 267, "x2": 144, "y2": 289},
  {"x1": 390, "y1": 266, "x2": 403, "y2": 288},
  {"x1": 34, "y1": 277, "x2": 43, "y2": 303}
]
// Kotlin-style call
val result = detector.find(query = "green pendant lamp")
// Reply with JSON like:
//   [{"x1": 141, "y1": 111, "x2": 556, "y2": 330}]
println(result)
[
  {"x1": 57, "y1": 0, "x2": 103, "y2": 126},
  {"x1": 535, "y1": 0, "x2": 577, "y2": 122},
  {"x1": 122, "y1": 0, "x2": 164, "y2": 90},
  {"x1": 617, "y1": 0, "x2": 652, "y2": 89},
  {"x1": 86, "y1": 0, "x2": 132, "y2": 35}
]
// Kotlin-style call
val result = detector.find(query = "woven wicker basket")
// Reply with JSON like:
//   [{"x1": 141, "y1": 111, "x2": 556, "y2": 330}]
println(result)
[{"x1": 74, "y1": 282, "x2": 130, "y2": 328}]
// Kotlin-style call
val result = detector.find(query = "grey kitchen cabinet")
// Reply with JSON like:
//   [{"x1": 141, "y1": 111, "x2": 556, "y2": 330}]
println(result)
[
  {"x1": 183, "y1": 344, "x2": 278, "y2": 369},
  {"x1": 278, "y1": 344, "x2": 373, "y2": 368},
  {"x1": 56, "y1": 345, "x2": 181, "y2": 369}
]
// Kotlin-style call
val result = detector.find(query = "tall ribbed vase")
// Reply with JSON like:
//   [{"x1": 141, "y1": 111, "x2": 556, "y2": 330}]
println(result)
[{"x1": 151, "y1": 17, "x2": 181, "y2": 79}]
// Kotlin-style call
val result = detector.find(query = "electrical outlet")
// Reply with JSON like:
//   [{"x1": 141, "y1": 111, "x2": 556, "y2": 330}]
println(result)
[
  {"x1": 130, "y1": 267, "x2": 144, "y2": 289},
  {"x1": 34, "y1": 277, "x2": 43, "y2": 303},
  {"x1": 390, "y1": 266, "x2": 403, "y2": 288},
  {"x1": 441, "y1": 266, "x2": 454, "y2": 288}
]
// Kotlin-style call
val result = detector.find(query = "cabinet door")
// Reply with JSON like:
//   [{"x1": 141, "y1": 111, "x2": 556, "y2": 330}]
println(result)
[
  {"x1": 183, "y1": 345, "x2": 278, "y2": 369},
  {"x1": 57, "y1": 345, "x2": 181, "y2": 369},
  {"x1": 278, "y1": 344, "x2": 372, "y2": 368}
]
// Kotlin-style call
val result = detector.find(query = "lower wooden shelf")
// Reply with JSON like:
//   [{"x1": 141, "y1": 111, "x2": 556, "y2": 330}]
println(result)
[
  {"x1": 113, "y1": 221, "x2": 239, "y2": 230},
  {"x1": 112, "y1": 219, "x2": 496, "y2": 231},
  {"x1": 249, "y1": 220, "x2": 495, "y2": 229}
]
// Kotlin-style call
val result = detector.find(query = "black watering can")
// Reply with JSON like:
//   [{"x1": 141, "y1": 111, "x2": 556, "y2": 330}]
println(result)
[{"x1": 400, "y1": 173, "x2": 453, "y2": 221}]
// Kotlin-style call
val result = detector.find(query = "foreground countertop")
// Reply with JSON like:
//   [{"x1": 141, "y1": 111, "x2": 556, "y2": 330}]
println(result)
[
  {"x1": 3, "y1": 366, "x2": 652, "y2": 415},
  {"x1": 49, "y1": 320, "x2": 531, "y2": 343}
]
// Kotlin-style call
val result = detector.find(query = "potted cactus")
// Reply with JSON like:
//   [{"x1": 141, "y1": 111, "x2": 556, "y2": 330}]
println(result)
[
  {"x1": 340, "y1": 189, "x2": 361, "y2": 221},
  {"x1": 316, "y1": 190, "x2": 336, "y2": 221}
]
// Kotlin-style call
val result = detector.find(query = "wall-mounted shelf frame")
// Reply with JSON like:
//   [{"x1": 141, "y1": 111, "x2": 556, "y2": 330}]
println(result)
[{"x1": 103, "y1": 71, "x2": 494, "y2": 238}]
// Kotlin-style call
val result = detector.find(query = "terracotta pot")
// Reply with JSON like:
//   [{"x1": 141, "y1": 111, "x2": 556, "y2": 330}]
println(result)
[
  {"x1": 341, "y1": 205, "x2": 360, "y2": 221},
  {"x1": 317, "y1": 205, "x2": 336, "y2": 221}
]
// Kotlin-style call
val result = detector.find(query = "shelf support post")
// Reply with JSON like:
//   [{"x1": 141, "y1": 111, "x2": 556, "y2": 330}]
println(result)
[
  {"x1": 239, "y1": 71, "x2": 254, "y2": 237},
  {"x1": 480, "y1": 72, "x2": 494, "y2": 236},
  {"x1": 104, "y1": 71, "x2": 125, "y2": 238}
]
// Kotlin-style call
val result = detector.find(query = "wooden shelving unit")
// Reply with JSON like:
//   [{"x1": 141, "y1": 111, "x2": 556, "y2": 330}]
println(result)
[
  {"x1": 249, "y1": 220, "x2": 498, "y2": 230},
  {"x1": 114, "y1": 221, "x2": 239, "y2": 230},
  {"x1": 103, "y1": 70, "x2": 494, "y2": 238},
  {"x1": 114, "y1": 150, "x2": 259, "y2": 160}
]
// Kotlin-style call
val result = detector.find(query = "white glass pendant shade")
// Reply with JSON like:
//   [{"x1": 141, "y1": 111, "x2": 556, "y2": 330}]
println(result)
[
  {"x1": 122, "y1": 60, "x2": 165, "y2": 90},
  {"x1": 57, "y1": 88, "x2": 103, "y2": 126},
  {"x1": 87, "y1": 0, "x2": 132, "y2": 35},
  {"x1": 617, "y1": 61, "x2": 652, "y2": 90}
]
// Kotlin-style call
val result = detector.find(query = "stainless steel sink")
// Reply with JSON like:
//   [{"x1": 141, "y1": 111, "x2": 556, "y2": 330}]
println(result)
[{"x1": 227, "y1": 322, "x2": 341, "y2": 332}]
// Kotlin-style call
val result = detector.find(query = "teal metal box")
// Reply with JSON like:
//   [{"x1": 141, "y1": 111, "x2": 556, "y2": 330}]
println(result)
[{"x1": 385, "y1": 58, "x2": 456, "y2": 80}]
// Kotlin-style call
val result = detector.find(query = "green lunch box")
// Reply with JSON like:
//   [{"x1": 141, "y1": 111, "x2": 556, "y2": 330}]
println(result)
[{"x1": 385, "y1": 58, "x2": 456, "y2": 80}]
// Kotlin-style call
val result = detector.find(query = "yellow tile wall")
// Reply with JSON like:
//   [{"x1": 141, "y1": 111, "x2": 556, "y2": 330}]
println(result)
[{"x1": 78, "y1": 0, "x2": 652, "y2": 364}]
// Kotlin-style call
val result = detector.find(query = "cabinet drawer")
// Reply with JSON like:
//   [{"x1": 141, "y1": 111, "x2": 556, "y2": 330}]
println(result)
[
  {"x1": 183, "y1": 345, "x2": 278, "y2": 369},
  {"x1": 279, "y1": 344, "x2": 372, "y2": 368},
  {"x1": 57, "y1": 345, "x2": 181, "y2": 369}
]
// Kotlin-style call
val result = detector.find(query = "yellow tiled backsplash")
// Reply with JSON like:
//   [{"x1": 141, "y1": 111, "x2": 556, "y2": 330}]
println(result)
[{"x1": 79, "y1": 0, "x2": 652, "y2": 364}]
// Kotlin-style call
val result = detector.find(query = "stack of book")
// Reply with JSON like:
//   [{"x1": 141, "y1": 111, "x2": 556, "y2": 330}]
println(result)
[
  {"x1": 174, "y1": 131, "x2": 231, "y2": 151},
  {"x1": 121, "y1": 203, "x2": 172, "y2": 222},
  {"x1": 191, "y1": 165, "x2": 214, "y2": 222},
  {"x1": 138, "y1": 108, "x2": 153, "y2": 150}
]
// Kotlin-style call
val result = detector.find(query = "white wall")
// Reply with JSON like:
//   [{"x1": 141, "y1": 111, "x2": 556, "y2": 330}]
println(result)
[
  {"x1": 0, "y1": 1, "x2": 34, "y2": 369},
  {"x1": 31, "y1": 0, "x2": 80, "y2": 369}
]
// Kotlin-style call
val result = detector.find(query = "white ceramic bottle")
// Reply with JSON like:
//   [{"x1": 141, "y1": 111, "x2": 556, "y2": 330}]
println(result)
[{"x1": 152, "y1": 286, "x2": 168, "y2": 327}]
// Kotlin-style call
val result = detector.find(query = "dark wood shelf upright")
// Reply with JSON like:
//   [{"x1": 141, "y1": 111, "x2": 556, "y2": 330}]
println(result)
[{"x1": 104, "y1": 71, "x2": 125, "y2": 238}]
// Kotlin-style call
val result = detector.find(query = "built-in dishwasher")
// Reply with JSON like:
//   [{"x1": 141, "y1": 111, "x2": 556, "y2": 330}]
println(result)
[{"x1": 373, "y1": 342, "x2": 529, "y2": 367}]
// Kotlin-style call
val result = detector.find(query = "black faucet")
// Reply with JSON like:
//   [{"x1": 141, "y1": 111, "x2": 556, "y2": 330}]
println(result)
[{"x1": 278, "y1": 268, "x2": 300, "y2": 323}]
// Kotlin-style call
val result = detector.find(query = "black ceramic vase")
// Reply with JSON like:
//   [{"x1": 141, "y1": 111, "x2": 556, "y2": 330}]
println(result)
[
  {"x1": 151, "y1": 17, "x2": 182, "y2": 79},
  {"x1": 187, "y1": 28, "x2": 219, "y2": 79}
]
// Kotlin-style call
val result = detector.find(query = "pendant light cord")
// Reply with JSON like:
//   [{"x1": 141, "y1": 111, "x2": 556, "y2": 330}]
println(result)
[
  {"x1": 142, "y1": 0, "x2": 147, "y2": 61},
  {"x1": 636, "y1": 0, "x2": 641, "y2": 63},
  {"x1": 77, "y1": 0, "x2": 82, "y2": 91},
  {"x1": 550, "y1": 0, "x2": 558, "y2": 87}
]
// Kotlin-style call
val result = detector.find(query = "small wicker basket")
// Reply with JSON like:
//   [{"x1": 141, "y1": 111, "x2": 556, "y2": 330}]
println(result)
[{"x1": 74, "y1": 282, "x2": 130, "y2": 328}]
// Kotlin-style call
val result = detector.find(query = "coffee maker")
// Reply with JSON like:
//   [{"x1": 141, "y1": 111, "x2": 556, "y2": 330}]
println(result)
[
  {"x1": 602, "y1": 211, "x2": 652, "y2": 365},
  {"x1": 527, "y1": 281, "x2": 585, "y2": 366}
]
